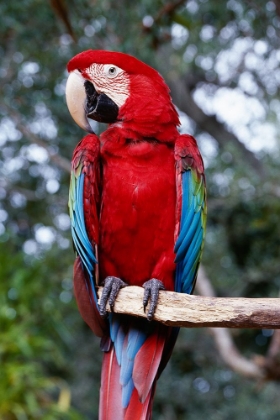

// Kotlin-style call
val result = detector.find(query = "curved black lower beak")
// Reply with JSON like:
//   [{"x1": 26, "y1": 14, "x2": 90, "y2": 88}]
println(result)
[{"x1": 84, "y1": 80, "x2": 119, "y2": 124}]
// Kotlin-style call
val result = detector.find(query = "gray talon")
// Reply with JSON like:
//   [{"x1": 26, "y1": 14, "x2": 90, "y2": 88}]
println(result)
[
  {"x1": 99, "y1": 276, "x2": 127, "y2": 316},
  {"x1": 143, "y1": 278, "x2": 165, "y2": 321}
]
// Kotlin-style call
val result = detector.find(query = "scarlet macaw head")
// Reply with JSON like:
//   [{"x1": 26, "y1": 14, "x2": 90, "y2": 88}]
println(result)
[{"x1": 66, "y1": 50, "x2": 179, "y2": 138}]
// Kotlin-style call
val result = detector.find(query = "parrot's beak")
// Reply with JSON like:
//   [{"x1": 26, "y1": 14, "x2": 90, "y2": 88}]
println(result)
[
  {"x1": 66, "y1": 71, "x2": 119, "y2": 130},
  {"x1": 65, "y1": 70, "x2": 93, "y2": 133},
  {"x1": 84, "y1": 81, "x2": 119, "y2": 124}
]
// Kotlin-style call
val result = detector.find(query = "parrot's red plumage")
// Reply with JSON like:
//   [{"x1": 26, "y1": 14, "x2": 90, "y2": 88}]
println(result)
[{"x1": 66, "y1": 50, "x2": 206, "y2": 419}]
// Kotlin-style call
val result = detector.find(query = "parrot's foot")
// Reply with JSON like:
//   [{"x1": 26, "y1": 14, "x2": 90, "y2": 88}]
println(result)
[
  {"x1": 143, "y1": 279, "x2": 165, "y2": 321},
  {"x1": 99, "y1": 276, "x2": 127, "y2": 316}
]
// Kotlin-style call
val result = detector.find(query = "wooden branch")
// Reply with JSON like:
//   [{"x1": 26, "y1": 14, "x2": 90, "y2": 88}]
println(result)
[
  {"x1": 50, "y1": 0, "x2": 76, "y2": 42},
  {"x1": 97, "y1": 286, "x2": 280, "y2": 329}
]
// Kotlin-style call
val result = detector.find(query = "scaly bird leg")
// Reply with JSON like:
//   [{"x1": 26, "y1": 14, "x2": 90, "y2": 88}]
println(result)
[
  {"x1": 99, "y1": 276, "x2": 127, "y2": 316},
  {"x1": 143, "y1": 278, "x2": 165, "y2": 321}
]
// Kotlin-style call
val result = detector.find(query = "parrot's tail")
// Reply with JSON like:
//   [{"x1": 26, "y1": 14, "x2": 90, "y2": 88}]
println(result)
[{"x1": 99, "y1": 315, "x2": 175, "y2": 420}]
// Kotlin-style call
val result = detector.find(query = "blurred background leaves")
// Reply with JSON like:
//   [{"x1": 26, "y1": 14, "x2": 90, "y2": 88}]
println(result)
[{"x1": 1, "y1": 0, "x2": 280, "y2": 418}]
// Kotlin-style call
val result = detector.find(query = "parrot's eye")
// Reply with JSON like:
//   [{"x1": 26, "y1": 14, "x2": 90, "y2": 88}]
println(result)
[
  {"x1": 109, "y1": 67, "x2": 116, "y2": 75},
  {"x1": 104, "y1": 64, "x2": 122, "y2": 79}
]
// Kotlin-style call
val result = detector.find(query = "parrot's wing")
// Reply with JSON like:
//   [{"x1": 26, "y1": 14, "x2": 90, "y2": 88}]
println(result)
[
  {"x1": 174, "y1": 134, "x2": 207, "y2": 294},
  {"x1": 69, "y1": 134, "x2": 107, "y2": 337}
]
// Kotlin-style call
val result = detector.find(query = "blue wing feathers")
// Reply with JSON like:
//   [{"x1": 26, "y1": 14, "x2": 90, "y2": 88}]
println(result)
[
  {"x1": 76, "y1": 174, "x2": 96, "y2": 254},
  {"x1": 122, "y1": 378, "x2": 134, "y2": 408},
  {"x1": 110, "y1": 316, "x2": 125, "y2": 365},
  {"x1": 70, "y1": 170, "x2": 98, "y2": 303},
  {"x1": 115, "y1": 327, "x2": 126, "y2": 365},
  {"x1": 174, "y1": 172, "x2": 194, "y2": 252},
  {"x1": 174, "y1": 211, "x2": 201, "y2": 262},
  {"x1": 120, "y1": 347, "x2": 134, "y2": 387},
  {"x1": 181, "y1": 232, "x2": 203, "y2": 293},
  {"x1": 174, "y1": 165, "x2": 206, "y2": 294},
  {"x1": 110, "y1": 314, "x2": 120, "y2": 342},
  {"x1": 75, "y1": 176, "x2": 89, "y2": 242},
  {"x1": 120, "y1": 329, "x2": 148, "y2": 385},
  {"x1": 127, "y1": 329, "x2": 147, "y2": 359},
  {"x1": 183, "y1": 227, "x2": 203, "y2": 266},
  {"x1": 71, "y1": 229, "x2": 93, "y2": 273},
  {"x1": 73, "y1": 173, "x2": 97, "y2": 264},
  {"x1": 183, "y1": 232, "x2": 202, "y2": 274}
]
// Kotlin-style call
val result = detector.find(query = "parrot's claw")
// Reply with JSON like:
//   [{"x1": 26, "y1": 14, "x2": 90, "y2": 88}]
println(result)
[
  {"x1": 99, "y1": 276, "x2": 127, "y2": 317},
  {"x1": 143, "y1": 278, "x2": 165, "y2": 321}
]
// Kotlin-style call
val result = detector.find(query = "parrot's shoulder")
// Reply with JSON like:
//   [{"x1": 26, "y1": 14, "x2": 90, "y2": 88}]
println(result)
[
  {"x1": 174, "y1": 134, "x2": 206, "y2": 211},
  {"x1": 174, "y1": 134, "x2": 204, "y2": 175},
  {"x1": 72, "y1": 133, "x2": 100, "y2": 171}
]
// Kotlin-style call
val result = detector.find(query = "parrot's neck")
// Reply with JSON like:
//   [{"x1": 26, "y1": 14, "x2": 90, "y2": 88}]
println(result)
[{"x1": 109, "y1": 120, "x2": 179, "y2": 143}]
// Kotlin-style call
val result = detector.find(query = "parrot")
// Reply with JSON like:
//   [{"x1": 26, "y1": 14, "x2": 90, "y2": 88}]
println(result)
[{"x1": 65, "y1": 50, "x2": 206, "y2": 420}]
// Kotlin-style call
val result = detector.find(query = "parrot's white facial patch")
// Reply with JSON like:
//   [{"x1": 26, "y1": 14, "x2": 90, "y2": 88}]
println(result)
[{"x1": 86, "y1": 63, "x2": 130, "y2": 108}]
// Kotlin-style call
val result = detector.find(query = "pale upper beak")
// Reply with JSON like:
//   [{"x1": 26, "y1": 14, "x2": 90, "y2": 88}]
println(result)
[{"x1": 65, "y1": 70, "x2": 93, "y2": 133}]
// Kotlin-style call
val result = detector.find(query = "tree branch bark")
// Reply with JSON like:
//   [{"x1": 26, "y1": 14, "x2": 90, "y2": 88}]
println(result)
[{"x1": 97, "y1": 285, "x2": 280, "y2": 329}]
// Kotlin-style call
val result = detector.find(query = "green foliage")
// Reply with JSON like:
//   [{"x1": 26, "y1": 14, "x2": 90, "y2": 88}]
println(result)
[{"x1": 0, "y1": 240, "x2": 84, "y2": 419}]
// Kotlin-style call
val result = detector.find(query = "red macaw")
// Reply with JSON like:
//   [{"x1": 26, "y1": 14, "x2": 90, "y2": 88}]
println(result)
[{"x1": 65, "y1": 50, "x2": 206, "y2": 420}]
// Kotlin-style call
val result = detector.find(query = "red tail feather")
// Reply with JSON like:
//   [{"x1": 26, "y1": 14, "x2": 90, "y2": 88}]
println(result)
[
  {"x1": 133, "y1": 325, "x2": 165, "y2": 403},
  {"x1": 99, "y1": 349, "x2": 125, "y2": 420},
  {"x1": 99, "y1": 324, "x2": 170, "y2": 420},
  {"x1": 124, "y1": 387, "x2": 154, "y2": 420}
]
